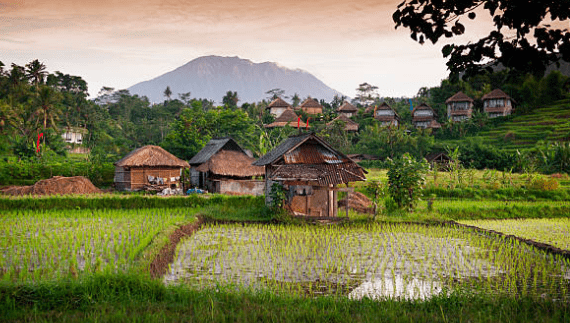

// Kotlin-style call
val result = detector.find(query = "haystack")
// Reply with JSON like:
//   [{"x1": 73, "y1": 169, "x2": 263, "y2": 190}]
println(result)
[{"x1": 0, "y1": 176, "x2": 102, "y2": 196}]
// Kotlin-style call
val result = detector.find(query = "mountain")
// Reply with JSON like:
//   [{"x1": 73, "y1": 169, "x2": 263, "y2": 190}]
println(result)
[{"x1": 127, "y1": 56, "x2": 344, "y2": 104}]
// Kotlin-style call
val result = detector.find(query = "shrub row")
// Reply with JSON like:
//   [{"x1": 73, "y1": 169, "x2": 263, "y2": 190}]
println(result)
[
  {"x1": 0, "y1": 160, "x2": 115, "y2": 187},
  {"x1": 424, "y1": 187, "x2": 570, "y2": 201},
  {"x1": 0, "y1": 194, "x2": 265, "y2": 211}
]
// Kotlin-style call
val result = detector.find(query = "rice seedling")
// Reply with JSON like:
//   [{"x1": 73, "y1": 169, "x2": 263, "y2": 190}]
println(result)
[
  {"x1": 0, "y1": 207, "x2": 197, "y2": 282},
  {"x1": 458, "y1": 218, "x2": 570, "y2": 251},
  {"x1": 166, "y1": 223, "x2": 570, "y2": 301}
]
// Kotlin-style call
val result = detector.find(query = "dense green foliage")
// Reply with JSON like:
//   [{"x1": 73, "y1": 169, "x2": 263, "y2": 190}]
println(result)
[{"x1": 387, "y1": 153, "x2": 429, "y2": 211}]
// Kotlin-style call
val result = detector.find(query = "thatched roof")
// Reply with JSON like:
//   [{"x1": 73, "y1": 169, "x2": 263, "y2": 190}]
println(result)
[
  {"x1": 195, "y1": 150, "x2": 264, "y2": 177},
  {"x1": 115, "y1": 145, "x2": 189, "y2": 168},
  {"x1": 299, "y1": 97, "x2": 322, "y2": 108},
  {"x1": 446, "y1": 91, "x2": 474, "y2": 103},
  {"x1": 374, "y1": 102, "x2": 400, "y2": 120},
  {"x1": 189, "y1": 138, "x2": 245, "y2": 166},
  {"x1": 337, "y1": 101, "x2": 358, "y2": 112},
  {"x1": 265, "y1": 107, "x2": 308, "y2": 128},
  {"x1": 412, "y1": 102, "x2": 437, "y2": 116},
  {"x1": 327, "y1": 114, "x2": 359, "y2": 131},
  {"x1": 482, "y1": 88, "x2": 511, "y2": 100},
  {"x1": 266, "y1": 97, "x2": 292, "y2": 110}
]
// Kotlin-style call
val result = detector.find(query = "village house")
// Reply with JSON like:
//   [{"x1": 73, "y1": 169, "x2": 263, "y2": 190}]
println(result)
[
  {"x1": 412, "y1": 103, "x2": 441, "y2": 129},
  {"x1": 61, "y1": 126, "x2": 89, "y2": 154},
  {"x1": 188, "y1": 138, "x2": 265, "y2": 195},
  {"x1": 446, "y1": 91, "x2": 474, "y2": 121},
  {"x1": 297, "y1": 97, "x2": 323, "y2": 115},
  {"x1": 253, "y1": 133, "x2": 366, "y2": 217},
  {"x1": 264, "y1": 107, "x2": 309, "y2": 129},
  {"x1": 482, "y1": 89, "x2": 514, "y2": 118},
  {"x1": 337, "y1": 101, "x2": 358, "y2": 118},
  {"x1": 327, "y1": 114, "x2": 359, "y2": 132},
  {"x1": 114, "y1": 145, "x2": 189, "y2": 191},
  {"x1": 374, "y1": 102, "x2": 400, "y2": 127},
  {"x1": 265, "y1": 97, "x2": 292, "y2": 118}
]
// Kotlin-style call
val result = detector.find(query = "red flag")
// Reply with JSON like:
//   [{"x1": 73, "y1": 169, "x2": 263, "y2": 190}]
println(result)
[
  {"x1": 297, "y1": 116, "x2": 300, "y2": 128},
  {"x1": 36, "y1": 133, "x2": 44, "y2": 153},
  {"x1": 306, "y1": 117, "x2": 310, "y2": 128}
]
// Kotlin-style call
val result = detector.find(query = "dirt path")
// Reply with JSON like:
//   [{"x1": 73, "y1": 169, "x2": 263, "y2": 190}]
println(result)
[{"x1": 150, "y1": 218, "x2": 203, "y2": 278}]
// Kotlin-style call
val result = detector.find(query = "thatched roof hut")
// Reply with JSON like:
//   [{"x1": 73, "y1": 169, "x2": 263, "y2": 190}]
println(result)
[
  {"x1": 337, "y1": 101, "x2": 358, "y2": 117},
  {"x1": 327, "y1": 114, "x2": 359, "y2": 132},
  {"x1": 265, "y1": 97, "x2": 293, "y2": 118},
  {"x1": 297, "y1": 98, "x2": 323, "y2": 115},
  {"x1": 265, "y1": 107, "x2": 308, "y2": 129},
  {"x1": 114, "y1": 145, "x2": 189, "y2": 191},
  {"x1": 195, "y1": 150, "x2": 264, "y2": 178}
]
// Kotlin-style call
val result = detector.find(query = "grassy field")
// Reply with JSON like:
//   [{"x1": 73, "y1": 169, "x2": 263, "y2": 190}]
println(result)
[{"x1": 1, "y1": 195, "x2": 570, "y2": 321}]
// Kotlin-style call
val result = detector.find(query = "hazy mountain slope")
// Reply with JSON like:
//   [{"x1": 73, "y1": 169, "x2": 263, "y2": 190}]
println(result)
[{"x1": 127, "y1": 56, "x2": 343, "y2": 104}]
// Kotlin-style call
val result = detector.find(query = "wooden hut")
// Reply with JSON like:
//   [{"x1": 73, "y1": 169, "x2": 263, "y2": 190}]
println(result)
[
  {"x1": 446, "y1": 91, "x2": 474, "y2": 121},
  {"x1": 253, "y1": 133, "x2": 366, "y2": 217},
  {"x1": 189, "y1": 138, "x2": 265, "y2": 195},
  {"x1": 482, "y1": 89, "x2": 514, "y2": 118},
  {"x1": 412, "y1": 103, "x2": 441, "y2": 129},
  {"x1": 374, "y1": 102, "x2": 400, "y2": 126},
  {"x1": 264, "y1": 107, "x2": 309, "y2": 129},
  {"x1": 337, "y1": 101, "x2": 358, "y2": 118},
  {"x1": 327, "y1": 114, "x2": 359, "y2": 132},
  {"x1": 297, "y1": 97, "x2": 323, "y2": 115},
  {"x1": 265, "y1": 97, "x2": 292, "y2": 118},
  {"x1": 114, "y1": 145, "x2": 189, "y2": 191}
]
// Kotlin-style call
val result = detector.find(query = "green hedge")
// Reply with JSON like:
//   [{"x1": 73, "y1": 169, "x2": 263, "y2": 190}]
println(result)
[
  {"x1": 0, "y1": 160, "x2": 115, "y2": 187},
  {"x1": 424, "y1": 187, "x2": 570, "y2": 201},
  {"x1": 0, "y1": 194, "x2": 265, "y2": 211}
]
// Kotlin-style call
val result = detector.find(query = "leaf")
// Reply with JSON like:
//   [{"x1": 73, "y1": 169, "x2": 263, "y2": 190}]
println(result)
[
  {"x1": 468, "y1": 12, "x2": 476, "y2": 19},
  {"x1": 442, "y1": 44, "x2": 454, "y2": 57}
]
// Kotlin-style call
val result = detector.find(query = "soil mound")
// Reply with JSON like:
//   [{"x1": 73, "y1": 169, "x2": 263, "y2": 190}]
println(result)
[
  {"x1": 338, "y1": 192, "x2": 374, "y2": 214},
  {"x1": 0, "y1": 176, "x2": 102, "y2": 196}
]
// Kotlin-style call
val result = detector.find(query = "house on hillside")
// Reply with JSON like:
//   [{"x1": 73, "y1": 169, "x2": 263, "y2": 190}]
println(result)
[
  {"x1": 61, "y1": 126, "x2": 90, "y2": 154},
  {"x1": 337, "y1": 101, "x2": 358, "y2": 118},
  {"x1": 446, "y1": 91, "x2": 474, "y2": 121},
  {"x1": 297, "y1": 98, "x2": 323, "y2": 115},
  {"x1": 327, "y1": 114, "x2": 359, "y2": 132},
  {"x1": 374, "y1": 102, "x2": 400, "y2": 127},
  {"x1": 188, "y1": 138, "x2": 265, "y2": 195},
  {"x1": 265, "y1": 97, "x2": 292, "y2": 118},
  {"x1": 412, "y1": 103, "x2": 441, "y2": 129},
  {"x1": 253, "y1": 133, "x2": 366, "y2": 217},
  {"x1": 482, "y1": 89, "x2": 514, "y2": 118},
  {"x1": 264, "y1": 107, "x2": 309, "y2": 129},
  {"x1": 114, "y1": 145, "x2": 189, "y2": 191}
]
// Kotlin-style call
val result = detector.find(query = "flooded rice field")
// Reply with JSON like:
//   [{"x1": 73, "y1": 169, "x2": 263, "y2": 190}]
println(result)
[{"x1": 165, "y1": 223, "x2": 570, "y2": 300}]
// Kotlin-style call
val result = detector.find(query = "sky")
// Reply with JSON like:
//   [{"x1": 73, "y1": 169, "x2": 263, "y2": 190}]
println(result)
[{"x1": 1, "y1": 0, "x2": 495, "y2": 100}]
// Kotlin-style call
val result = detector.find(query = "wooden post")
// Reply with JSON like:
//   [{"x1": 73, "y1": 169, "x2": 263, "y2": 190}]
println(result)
[{"x1": 345, "y1": 183, "x2": 349, "y2": 218}]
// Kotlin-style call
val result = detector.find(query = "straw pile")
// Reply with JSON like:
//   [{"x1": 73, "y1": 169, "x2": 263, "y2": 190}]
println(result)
[
  {"x1": 338, "y1": 192, "x2": 374, "y2": 214},
  {"x1": 0, "y1": 176, "x2": 102, "y2": 196}
]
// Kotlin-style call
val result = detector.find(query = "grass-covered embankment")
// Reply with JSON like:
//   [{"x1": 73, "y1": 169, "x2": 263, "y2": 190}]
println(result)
[{"x1": 1, "y1": 274, "x2": 568, "y2": 322}]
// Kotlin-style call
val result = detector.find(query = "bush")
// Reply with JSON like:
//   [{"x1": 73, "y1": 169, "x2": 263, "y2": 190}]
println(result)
[{"x1": 530, "y1": 176, "x2": 559, "y2": 191}]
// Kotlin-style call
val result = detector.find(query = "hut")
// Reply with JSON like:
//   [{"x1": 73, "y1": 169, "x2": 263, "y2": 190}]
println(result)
[
  {"x1": 337, "y1": 101, "x2": 358, "y2": 118},
  {"x1": 327, "y1": 114, "x2": 359, "y2": 132},
  {"x1": 297, "y1": 97, "x2": 323, "y2": 115},
  {"x1": 482, "y1": 89, "x2": 514, "y2": 118},
  {"x1": 114, "y1": 145, "x2": 189, "y2": 191},
  {"x1": 412, "y1": 103, "x2": 441, "y2": 129},
  {"x1": 264, "y1": 107, "x2": 309, "y2": 129},
  {"x1": 374, "y1": 102, "x2": 400, "y2": 126},
  {"x1": 188, "y1": 138, "x2": 265, "y2": 195},
  {"x1": 265, "y1": 97, "x2": 292, "y2": 118},
  {"x1": 446, "y1": 91, "x2": 474, "y2": 121},
  {"x1": 425, "y1": 152, "x2": 452, "y2": 170},
  {"x1": 253, "y1": 133, "x2": 366, "y2": 217}
]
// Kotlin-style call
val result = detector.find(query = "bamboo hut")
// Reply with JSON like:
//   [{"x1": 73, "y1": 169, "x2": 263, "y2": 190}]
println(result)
[{"x1": 114, "y1": 145, "x2": 189, "y2": 191}]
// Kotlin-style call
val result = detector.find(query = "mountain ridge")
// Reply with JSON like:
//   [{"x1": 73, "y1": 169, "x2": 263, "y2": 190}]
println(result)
[{"x1": 127, "y1": 56, "x2": 343, "y2": 104}]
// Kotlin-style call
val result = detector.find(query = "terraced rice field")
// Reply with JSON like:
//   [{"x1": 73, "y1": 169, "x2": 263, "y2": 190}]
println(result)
[
  {"x1": 166, "y1": 223, "x2": 570, "y2": 300},
  {"x1": 458, "y1": 218, "x2": 570, "y2": 251}
]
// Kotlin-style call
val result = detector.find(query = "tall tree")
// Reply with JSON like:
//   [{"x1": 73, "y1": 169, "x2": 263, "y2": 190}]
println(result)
[
  {"x1": 266, "y1": 88, "x2": 286, "y2": 101},
  {"x1": 35, "y1": 85, "x2": 62, "y2": 131},
  {"x1": 393, "y1": 0, "x2": 570, "y2": 77},
  {"x1": 25, "y1": 59, "x2": 48, "y2": 87},
  {"x1": 355, "y1": 83, "x2": 379, "y2": 107},
  {"x1": 222, "y1": 91, "x2": 239, "y2": 109},
  {"x1": 163, "y1": 86, "x2": 172, "y2": 101}
]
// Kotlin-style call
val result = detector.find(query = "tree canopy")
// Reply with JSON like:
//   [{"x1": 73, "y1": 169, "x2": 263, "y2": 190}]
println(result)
[{"x1": 393, "y1": 0, "x2": 570, "y2": 77}]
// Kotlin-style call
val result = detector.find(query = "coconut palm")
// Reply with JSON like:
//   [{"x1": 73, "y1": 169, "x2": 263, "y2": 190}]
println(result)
[
  {"x1": 25, "y1": 59, "x2": 48, "y2": 87},
  {"x1": 35, "y1": 85, "x2": 62, "y2": 131}
]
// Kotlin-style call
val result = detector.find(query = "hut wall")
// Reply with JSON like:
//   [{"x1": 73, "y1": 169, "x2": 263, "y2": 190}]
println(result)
[
  {"x1": 215, "y1": 179, "x2": 265, "y2": 196},
  {"x1": 114, "y1": 166, "x2": 130, "y2": 191},
  {"x1": 127, "y1": 166, "x2": 183, "y2": 190},
  {"x1": 190, "y1": 168, "x2": 201, "y2": 187},
  {"x1": 287, "y1": 185, "x2": 331, "y2": 216}
]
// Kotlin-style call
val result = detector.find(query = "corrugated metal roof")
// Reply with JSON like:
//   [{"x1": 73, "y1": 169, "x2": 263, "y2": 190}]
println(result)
[
  {"x1": 284, "y1": 143, "x2": 344, "y2": 164},
  {"x1": 253, "y1": 133, "x2": 311, "y2": 166},
  {"x1": 270, "y1": 163, "x2": 365, "y2": 186}
]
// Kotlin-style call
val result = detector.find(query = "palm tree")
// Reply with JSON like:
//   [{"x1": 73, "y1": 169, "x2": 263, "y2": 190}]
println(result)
[
  {"x1": 163, "y1": 86, "x2": 172, "y2": 101},
  {"x1": 25, "y1": 59, "x2": 48, "y2": 87},
  {"x1": 35, "y1": 85, "x2": 62, "y2": 131}
]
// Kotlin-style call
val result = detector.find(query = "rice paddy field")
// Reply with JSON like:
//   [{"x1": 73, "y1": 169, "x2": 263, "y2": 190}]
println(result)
[
  {"x1": 0, "y1": 208, "x2": 198, "y2": 282},
  {"x1": 458, "y1": 218, "x2": 570, "y2": 251},
  {"x1": 166, "y1": 223, "x2": 570, "y2": 301}
]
